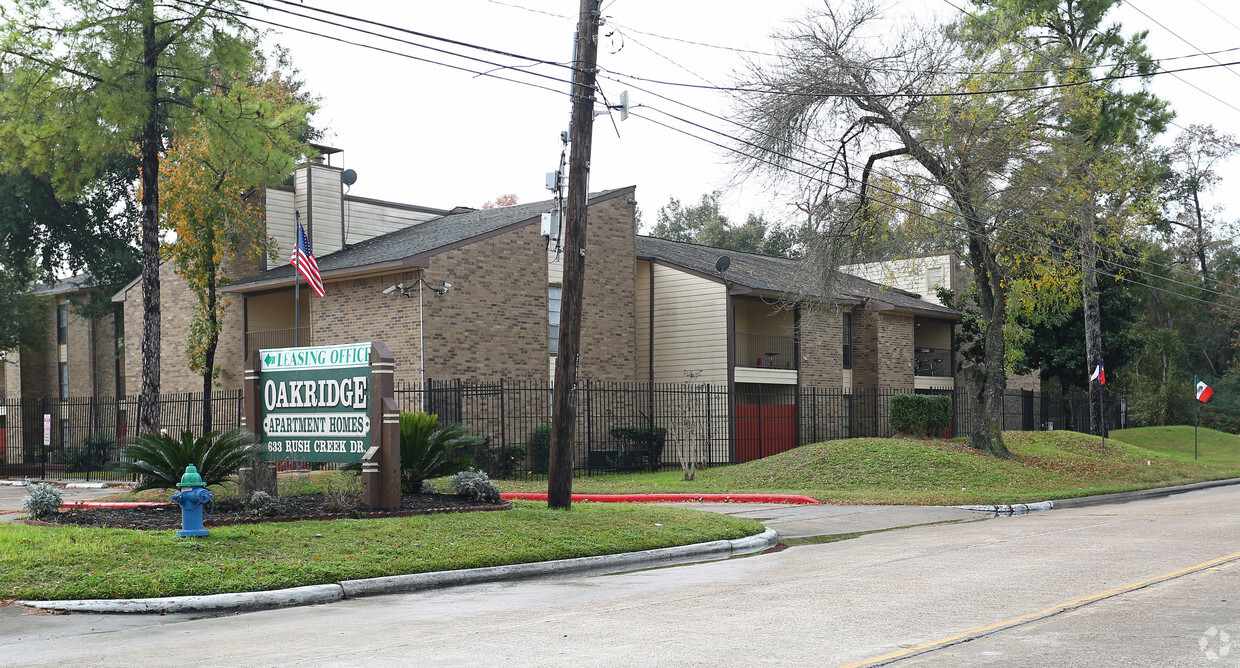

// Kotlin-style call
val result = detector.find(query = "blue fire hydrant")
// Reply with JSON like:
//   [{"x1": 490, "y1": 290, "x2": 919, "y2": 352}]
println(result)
[{"x1": 171, "y1": 464, "x2": 212, "y2": 538}]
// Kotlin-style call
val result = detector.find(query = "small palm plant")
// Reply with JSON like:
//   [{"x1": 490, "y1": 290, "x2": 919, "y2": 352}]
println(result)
[
  {"x1": 122, "y1": 428, "x2": 262, "y2": 491},
  {"x1": 399, "y1": 412, "x2": 481, "y2": 493}
]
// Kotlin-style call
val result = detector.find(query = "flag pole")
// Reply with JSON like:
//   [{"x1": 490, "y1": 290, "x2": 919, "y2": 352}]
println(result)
[
  {"x1": 1100, "y1": 377, "x2": 1106, "y2": 453},
  {"x1": 1194, "y1": 376, "x2": 1199, "y2": 461},
  {"x1": 294, "y1": 211, "x2": 301, "y2": 348}
]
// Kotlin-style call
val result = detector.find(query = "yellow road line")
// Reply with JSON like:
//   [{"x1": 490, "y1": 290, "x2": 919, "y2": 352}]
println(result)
[{"x1": 841, "y1": 549, "x2": 1240, "y2": 668}]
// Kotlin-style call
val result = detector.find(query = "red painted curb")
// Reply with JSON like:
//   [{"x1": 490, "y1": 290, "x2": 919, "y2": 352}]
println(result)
[
  {"x1": 61, "y1": 501, "x2": 167, "y2": 509},
  {"x1": 63, "y1": 494, "x2": 822, "y2": 509},
  {"x1": 500, "y1": 493, "x2": 820, "y2": 504}
]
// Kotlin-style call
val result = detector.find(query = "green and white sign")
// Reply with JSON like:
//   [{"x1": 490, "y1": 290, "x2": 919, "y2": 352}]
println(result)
[{"x1": 258, "y1": 342, "x2": 373, "y2": 463}]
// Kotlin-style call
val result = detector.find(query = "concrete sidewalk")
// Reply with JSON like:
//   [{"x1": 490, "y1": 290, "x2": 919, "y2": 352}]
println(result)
[{"x1": 0, "y1": 479, "x2": 131, "y2": 522}]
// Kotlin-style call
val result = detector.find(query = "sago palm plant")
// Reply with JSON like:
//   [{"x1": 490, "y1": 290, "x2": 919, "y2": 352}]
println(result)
[{"x1": 122, "y1": 428, "x2": 262, "y2": 491}]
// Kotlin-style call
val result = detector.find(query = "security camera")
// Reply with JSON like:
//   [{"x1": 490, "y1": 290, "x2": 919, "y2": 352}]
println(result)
[
  {"x1": 382, "y1": 285, "x2": 397, "y2": 295},
  {"x1": 442, "y1": 282, "x2": 452, "y2": 291}
]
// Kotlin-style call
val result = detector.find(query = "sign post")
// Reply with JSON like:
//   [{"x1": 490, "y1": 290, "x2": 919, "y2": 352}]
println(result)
[{"x1": 244, "y1": 342, "x2": 400, "y2": 510}]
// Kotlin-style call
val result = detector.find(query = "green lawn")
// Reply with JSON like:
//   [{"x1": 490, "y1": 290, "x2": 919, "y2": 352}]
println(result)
[
  {"x1": 0, "y1": 501, "x2": 762, "y2": 601},
  {"x1": 498, "y1": 427, "x2": 1240, "y2": 505}
]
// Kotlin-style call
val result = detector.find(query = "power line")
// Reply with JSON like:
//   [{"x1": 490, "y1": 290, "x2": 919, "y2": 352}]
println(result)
[
  {"x1": 600, "y1": 56, "x2": 1240, "y2": 100},
  {"x1": 175, "y1": 0, "x2": 587, "y2": 103},
  {"x1": 1124, "y1": 0, "x2": 1240, "y2": 82},
  {"x1": 187, "y1": 0, "x2": 1240, "y2": 308},
  {"x1": 608, "y1": 17, "x2": 1240, "y2": 78},
  {"x1": 629, "y1": 108, "x2": 1240, "y2": 314}
]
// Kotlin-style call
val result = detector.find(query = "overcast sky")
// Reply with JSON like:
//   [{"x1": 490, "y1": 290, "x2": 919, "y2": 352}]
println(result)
[{"x1": 260, "y1": 0, "x2": 1240, "y2": 233}]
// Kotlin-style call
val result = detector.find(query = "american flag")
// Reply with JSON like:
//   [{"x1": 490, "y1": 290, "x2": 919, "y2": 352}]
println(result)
[{"x1": 292, "y1": 221, "x2": 325, "y2": 297}]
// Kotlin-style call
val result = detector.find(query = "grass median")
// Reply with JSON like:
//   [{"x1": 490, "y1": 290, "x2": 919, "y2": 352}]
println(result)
[
  {"x1": 1, "y1": 501, "x2": 763, "y2": 601},
  {"x1": 497, "y1": 427, "x2": 1240, "y2": 505}
]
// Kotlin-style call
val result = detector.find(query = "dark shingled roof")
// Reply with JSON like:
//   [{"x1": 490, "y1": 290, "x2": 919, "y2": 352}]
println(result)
[
  {"x1": 226, "y1": 186, "x2": 635, "y2": 290},
  {"x1": 636, "y1": 236, "x2": 960, "y2": 318}
]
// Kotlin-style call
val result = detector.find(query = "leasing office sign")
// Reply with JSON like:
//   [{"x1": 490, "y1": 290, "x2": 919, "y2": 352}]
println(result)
[{"x1": 258, "y1": 343, "x2": 372, "y2": 462}]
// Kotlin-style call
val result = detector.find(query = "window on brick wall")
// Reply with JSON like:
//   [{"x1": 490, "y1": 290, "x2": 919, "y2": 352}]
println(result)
[
  {"x1": 549, "y1": 285, "x2": 562, "y2": 355},
  {"x1": 842, "y1": 311, "x2": 852, "y2": 369},
  {"x1": 58, "y1": 362, "x2": 68, "y2": 400},
  {"x1": 57, "y1": 305, "x2": 68, "y2": 345}
]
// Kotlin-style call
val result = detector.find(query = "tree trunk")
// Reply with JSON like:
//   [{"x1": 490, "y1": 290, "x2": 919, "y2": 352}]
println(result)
[
  {"x1": 202, "y1": 259, "x2": 217, "y2": 434},
  {"x1": 960, "y1": 205, "x2": 1010, "y2": 458},
  {"x1": 137, "y1": 0, "x2": 161, "y2": 434},
  {"x1": 1192, "y1": 186, "x2": 1210, "y2": 278},
  {"x1": 1081, "y1": 207, "x2": 1105, "y2": 436}
]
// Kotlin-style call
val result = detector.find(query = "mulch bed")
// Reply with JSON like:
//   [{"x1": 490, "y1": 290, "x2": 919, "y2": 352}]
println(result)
[{"x1": 43, "y1": 493, "x2": 510, "y2": 530}]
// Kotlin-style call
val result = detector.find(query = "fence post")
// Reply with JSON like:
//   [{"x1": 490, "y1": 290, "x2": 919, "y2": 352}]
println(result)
[
  {"x1": 585, "y1": 379, "x2": 593, "y2": 472},
  {"x1": 499, "y1": 378, "x2": 507, "y2": 448}
]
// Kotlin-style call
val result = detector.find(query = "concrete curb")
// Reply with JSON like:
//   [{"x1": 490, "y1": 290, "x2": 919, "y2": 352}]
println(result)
[
  {"x1": 1048, "y1": 476, "x2": 1240, "y2": 509},
  {"x1": 17, "y1": 528, "x2": 779, "y2": 614},
  {"x1": 954, "y1": 501, "x2": 1055, "y2": 515}
]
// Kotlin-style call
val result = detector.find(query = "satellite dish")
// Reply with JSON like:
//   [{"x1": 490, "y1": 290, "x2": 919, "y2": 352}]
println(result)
[
  {"x1": 342, "y1": 169, "x2": 358, "y2": 186},
  {"x1": 715, "y1": 255, "x2": 731, "y2": 273}
]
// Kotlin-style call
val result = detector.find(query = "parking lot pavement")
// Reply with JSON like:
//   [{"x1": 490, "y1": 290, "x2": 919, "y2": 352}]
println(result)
[{"x1": 0, "y1": 480, "x2": 131, "y2": 522}]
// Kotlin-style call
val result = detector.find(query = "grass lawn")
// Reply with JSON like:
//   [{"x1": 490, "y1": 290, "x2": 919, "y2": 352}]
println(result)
[
  {"x1": 0, "y1": 501, "x2": 762, "y2": 601},
  {"x1": 496, "y1": 427, "x2": 1240, "y2": 505}
]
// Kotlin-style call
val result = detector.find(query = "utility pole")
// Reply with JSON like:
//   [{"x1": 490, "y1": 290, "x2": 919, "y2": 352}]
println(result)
[{"x1": 548, "y1": 0, "x2": 603, "y2": 511}]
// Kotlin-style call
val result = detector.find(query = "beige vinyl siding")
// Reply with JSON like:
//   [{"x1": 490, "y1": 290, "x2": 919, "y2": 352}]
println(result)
[
  {"x1": 293, "y1": 169, "x2": 309, "y2": 253},
  {"x1": 344, "y1": 199, "x2": 440, "y2": 246},
  {"x1": 635, "y1": 260, "x2": 651, "y2": 381},
  {"x1": 547, "y1": 248, "x2": 564, "y2": 285},
  {"x1": 266, "y1": 189, "x2": 297, "y2": 266},
  {"x1": 651, "y1": 263, "x2": 727, "y2": 384},
  {"x1": 309, "y1": 165, "x2": 343, "y2": 256},
  {"x1": 841, "y1": 255, "x2": 953, "y2": 305}
]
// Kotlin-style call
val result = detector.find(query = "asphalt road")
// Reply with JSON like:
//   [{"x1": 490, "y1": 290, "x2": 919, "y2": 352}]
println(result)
[{"x1": 3, "y1": 485, "x2": 1239, "y2": 667}]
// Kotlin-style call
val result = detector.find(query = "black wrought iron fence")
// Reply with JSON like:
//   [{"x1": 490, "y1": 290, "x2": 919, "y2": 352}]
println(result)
[
  {"x1": 3, "y1": 382, "x2": 1142, "y2": 483},
  {"x1": 0, "y1": 391, "x2": 244, "y2": 482}
]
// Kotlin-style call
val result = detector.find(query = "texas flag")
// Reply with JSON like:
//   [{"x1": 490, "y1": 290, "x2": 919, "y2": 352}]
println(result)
[
  {"x1": 1196, "y1": 379, "x2": 1214, "y2": 403},
  {"x1": 1090, "y1": 360, "x2": 1106, "y2": 385}
]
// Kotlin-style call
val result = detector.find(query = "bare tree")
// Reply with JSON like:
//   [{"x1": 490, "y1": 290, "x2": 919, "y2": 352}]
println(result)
[
  {"x1": 734, "y1": 2, "x2": 1051, "y2": 457},
  {"x1": 1165, "y1": 124, "x2": 1240, "y2": 279}
]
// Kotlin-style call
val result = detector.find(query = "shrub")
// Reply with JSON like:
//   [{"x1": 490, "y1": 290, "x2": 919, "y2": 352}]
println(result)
[
  {"x1": 322, "y1": 472, "x2": 364, "y2": 513},
  {"x1": 451, "y1": 468, "x2": 502, "y2": 505},
  {"x1": 397, "y1": 412, "x2": 481, "y2": 493},
  {"x1": 419, "y1": 480, "x2": 438, "y2": 494},
  {"x1": 60, "y1": 431, "x2": 118, "y2": 473},
  {"x1": 244, "y1": 491, "x2": 283, "y2": 517},
  {"x1": 888, "y1": 394, "x2": 953, "y2": 438},
  {"x1": 609, "y1": 425, "x2": 667, "y2": 471},
  {"x1": 122, "y1": 428, "x2": 263, "y2": 491},
  {"x1": 528, "y1": 425, "x2": 552, "y2": 474},
  {"x1": 473, "y1": 442, "x2": 528, "y2": 478},
  {"x1": 23, "y1": 483, "x2": 63, "y2": 521}
]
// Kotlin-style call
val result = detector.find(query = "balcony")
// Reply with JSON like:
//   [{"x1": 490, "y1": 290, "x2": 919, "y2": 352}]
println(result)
[
  {"x1": 735, "y1": 332, "x2": 796, "y2": 370},
  {"x1": 914, "y1": 347, "x2": 951, "y2": 377},
  {"x1": 246, "y1": 327, "x2": 312, "y2": 356},
  {"x1": 734, "y1": 332, "x2": 797, "y2": 385}
]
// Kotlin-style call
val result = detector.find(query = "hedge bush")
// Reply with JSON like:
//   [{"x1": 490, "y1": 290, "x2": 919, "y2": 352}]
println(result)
[{"x1": 888, "y1": 394, "x2": 952, "y2": 438}]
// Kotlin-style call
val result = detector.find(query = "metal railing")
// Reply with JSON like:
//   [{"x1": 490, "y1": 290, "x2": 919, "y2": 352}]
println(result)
[
  {"x1": 914, "y1": 347, "x2": 952, "y2": 377},
  {"x1": 0, "y1": 391, "x2": 245, "y2": 482},
  {"x1": 246, "y1": 327, "x2": 312, "y2": 355},
  {"x1": 734, "y1": 332, "x2": 797, "y2": 370}
]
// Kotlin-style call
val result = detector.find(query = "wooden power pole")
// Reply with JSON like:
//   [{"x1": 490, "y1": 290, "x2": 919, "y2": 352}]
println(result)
[{"x1": 548, "y1": 0, "x2": 603, "y2": 510}]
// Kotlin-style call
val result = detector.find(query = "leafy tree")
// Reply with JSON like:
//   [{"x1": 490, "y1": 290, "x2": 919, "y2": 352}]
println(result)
[
  {"x1": 1, "y1": 0, "x2": 266, "y2": 433},
  {"x1": 481, "y1": 194, "x2": 519, "y2": 209},
  {"x1": 160, "y1": 68, "x2": 317, "y2": 431},
  {"x1": 735, "y1": 2, "x2": 1056, "y2": 456},
  {"x1": 962, "y1": 0, "x2": 1171, "y2": 436},
  {"x1": 652, "y1": 191, "x2": 802, "y2": 258},
  {"x1": 0, "y1": 159, "x2": 139, "y2": 346}
]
